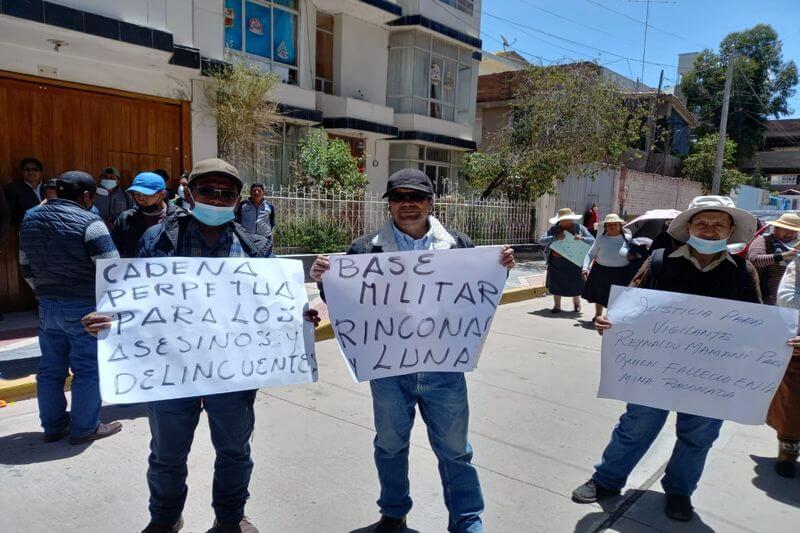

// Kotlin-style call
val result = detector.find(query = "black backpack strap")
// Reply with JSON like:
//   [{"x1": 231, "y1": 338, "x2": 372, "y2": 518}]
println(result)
[{"x1": 647, "y1": 248, "x2": 666, "y2": 289}]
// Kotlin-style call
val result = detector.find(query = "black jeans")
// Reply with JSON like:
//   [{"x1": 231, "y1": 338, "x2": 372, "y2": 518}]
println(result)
[{"x1": 147, "y1": 390, "x2": 257, "y2": 524}]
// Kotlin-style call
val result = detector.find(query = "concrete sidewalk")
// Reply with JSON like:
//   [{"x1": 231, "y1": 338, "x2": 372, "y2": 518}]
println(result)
[{"x1": 1, "y1": 297, "x2": 798, "y2": 532}]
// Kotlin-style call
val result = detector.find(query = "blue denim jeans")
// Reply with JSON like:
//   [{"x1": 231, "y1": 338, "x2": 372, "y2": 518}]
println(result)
[
  {"x1": 147, "y1": 390, "x2": 257, "y2": 525},
  {"x1": 36, "y1": 298, "x2": 101, "y2": 438},
  {"x1": 593, "y1": 403, "x2": 724, "y2": 496},
  {"x1": 370, "y1": 372, "x2": 484, "y2": 533}
]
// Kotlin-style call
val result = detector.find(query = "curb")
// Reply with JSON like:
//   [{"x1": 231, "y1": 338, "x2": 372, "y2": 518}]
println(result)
[{"x1": 0, "y1": 286, "x2": 547, "y2": 403}]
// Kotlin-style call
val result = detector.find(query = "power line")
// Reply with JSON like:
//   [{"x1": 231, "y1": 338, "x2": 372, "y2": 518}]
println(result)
[{"x1": 511, "y1": 0, "x2": 634, "y2": 42}]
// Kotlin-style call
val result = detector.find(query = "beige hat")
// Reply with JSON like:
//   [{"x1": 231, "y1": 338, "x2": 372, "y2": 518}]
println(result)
[
  {"x1": 549, "y1": 208, "x2": 583, "y2": 225},
  {"x1": 188, "y1": 158, "x2": 243, "y2": 190},
  {"x1": 668, "y1": 195, "x2": 757, "y2": 243},
  {"x1": 602, "y1": 213, "x2": 625, "y2": 225},
  {"x1": 767, "y1": 213, "x2": 800, "y2": 232}
]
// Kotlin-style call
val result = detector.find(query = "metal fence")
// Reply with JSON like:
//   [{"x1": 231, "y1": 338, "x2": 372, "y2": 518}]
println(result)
[{"x1": 267, "y1": 185, "x2": 536, "y2": 252}]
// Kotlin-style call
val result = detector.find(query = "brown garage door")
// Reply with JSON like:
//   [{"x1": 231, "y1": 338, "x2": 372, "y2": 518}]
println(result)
[{"x1": 0, "y1": 71, "x2": 192, "y2": 312}]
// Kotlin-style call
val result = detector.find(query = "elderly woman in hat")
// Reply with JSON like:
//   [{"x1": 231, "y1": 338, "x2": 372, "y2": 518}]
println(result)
[
  {"x1": 747, "y1": 213, "x2": 800, "y2": 305},
  {"x1": 540, "y1": 208, "x2": 595, "y2": 313},
  {"x1": 581, "y1": 213, "x2": 638, "y2": 320}
]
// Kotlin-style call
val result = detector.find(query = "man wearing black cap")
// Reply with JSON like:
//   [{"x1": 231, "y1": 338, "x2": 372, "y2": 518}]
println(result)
[
  {"x1": 6, "y1": 157, "x2": 45, "y2": 227},
  {"x1": 310, "y1": 168, "x2": 515, "y2": 533},
  {"x1": 18, "y1": 171, "x2": 122, "y2": 445},
  {"x1": 83, "y1": 158, "x2": 315, "y2": 533}
]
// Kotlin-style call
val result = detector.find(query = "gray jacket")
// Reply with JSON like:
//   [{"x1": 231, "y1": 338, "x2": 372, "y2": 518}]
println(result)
[{"x1": 94, "y1": 187, "x2": 133, "y2": 224}]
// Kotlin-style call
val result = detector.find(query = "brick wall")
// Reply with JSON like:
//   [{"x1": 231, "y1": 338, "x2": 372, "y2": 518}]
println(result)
[
  {"x1": 621, "y1": 169, "x2": 703, "y2": 217},
  {"x1": 477, "y1": 71, "x2": 519, "y2": 102}
]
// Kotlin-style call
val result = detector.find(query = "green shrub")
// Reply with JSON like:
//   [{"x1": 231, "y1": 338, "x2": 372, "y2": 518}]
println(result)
[{"x1": 274, "y1": 217, "x2": 350, "y2": 254}]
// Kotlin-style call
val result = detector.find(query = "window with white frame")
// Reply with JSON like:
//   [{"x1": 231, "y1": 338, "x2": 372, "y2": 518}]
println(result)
[
  {"x1": 387, "y1": 30, "x2": 475, "y2": 125},
  {"x1": 771, "y1": 175, "x2": 799, "y2": 185},
  {"x1": 251, "y1": 123, "x2": 308, "y2": 188},
  {"x1": 224, "y1": 0, "x2": 299, "y2": 84},
  {"x1": 437, "y1": 0, "x2": 474, "y2": 16},
  {"x1": 389, "y1": 144, "x2": 466, "y2": 195}
]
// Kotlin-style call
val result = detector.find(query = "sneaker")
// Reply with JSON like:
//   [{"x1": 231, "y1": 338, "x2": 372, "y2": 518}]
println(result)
[
  {"x1": 374, "y1": 515, "x2": 407, "y2": 533},
  {"x1": 141, "y1": 516, "x2": 183, "y2": 533},
  {"x1": 42, "y1": 427, "x2": 69, "y2": 443},
  {"x1": 775, "y1": 460, "x2": 797, "y2": 478},
  {"x1": 68, "y1": 421, "x2": 122, "y2": 445},
  {"x1": 664, "y1": 493, "x2": 694, "y2": 522},
  {"x1": 208, "y1": 516, "x2": 258, "y2": 533},
  {"x1": 571, "y1": 479, "x2": 620, "y2": 503}
]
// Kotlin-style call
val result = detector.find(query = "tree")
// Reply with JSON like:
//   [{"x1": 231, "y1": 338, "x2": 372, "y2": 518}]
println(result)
[
  {"x1": 681, "y1": 24, "x2": 798, "y2": 163},
  {"x1": 682, "y1": 133, "x2": 748, "y2": 195},
  {"x1": 291, "y1": 129, "x2": 368, "y2": 191},
  {"x1": 204, "y1": 55, "x2": 279, "y2": 174},
  {"x1": 748, "y1": 166, "x2": 768, "y2": 189},
  {"x1": 462, "y1": 63, "x2": 648, "y2": 200}
]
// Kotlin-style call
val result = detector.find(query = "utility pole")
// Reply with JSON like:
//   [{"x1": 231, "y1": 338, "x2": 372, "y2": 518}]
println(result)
[{"x1": 712, "y1": 56, "x2": 735, "y2": 195}]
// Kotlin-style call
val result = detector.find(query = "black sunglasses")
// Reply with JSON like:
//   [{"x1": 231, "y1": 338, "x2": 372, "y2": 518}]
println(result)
[
  {"x1": 388, "y1": 191, "x2": 430, "y2": 203},
  {"x1": 194, "y1": 186, "x2": 239, "y2": 202}
]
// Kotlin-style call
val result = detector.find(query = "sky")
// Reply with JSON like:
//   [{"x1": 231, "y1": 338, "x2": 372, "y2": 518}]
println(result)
[{"x1": 479, "y1": 0, "x2": 800, "y2": 116}]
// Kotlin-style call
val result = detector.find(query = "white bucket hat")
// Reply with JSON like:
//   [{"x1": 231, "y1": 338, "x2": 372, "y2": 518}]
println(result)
[
  {"x1": 668, "y1": 195, "x2": 757, "y2": 243},
  {"x1": 549, "y1": 207, "x2": 583, "y2": 225}
]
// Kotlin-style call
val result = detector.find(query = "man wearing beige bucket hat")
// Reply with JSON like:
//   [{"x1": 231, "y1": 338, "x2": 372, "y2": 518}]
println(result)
[
  {"x1": 748, "y1": 212, "x2": 800, "y2": 305},
  {"x1": 573, "y1": 196, "x2": 800, "y2": 522}
]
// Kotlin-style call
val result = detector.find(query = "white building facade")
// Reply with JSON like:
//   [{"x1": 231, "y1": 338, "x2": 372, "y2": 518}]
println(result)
[{"x1": 0, "y1": 0, "x2": 483, "y2": 194}]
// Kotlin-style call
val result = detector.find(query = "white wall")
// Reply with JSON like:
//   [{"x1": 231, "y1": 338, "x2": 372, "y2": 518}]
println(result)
[
  {"x1": 369, "y1": 139, "x2": 391, "y2": 194},
  {"x1": 334, "y1": 14, "x2": 389, "y2": 104},
  {"x1": 191, "y1": 79, "x2": 218, "y2": 163}
]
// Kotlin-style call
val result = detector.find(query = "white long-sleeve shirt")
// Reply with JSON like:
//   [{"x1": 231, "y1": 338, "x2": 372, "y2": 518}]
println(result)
[
  {"x1": 777, "y1": 259, "x2": 800, "y2": 310},
  {"x1": 582, "y1": 233, "x2": 630, "y2": 271}
]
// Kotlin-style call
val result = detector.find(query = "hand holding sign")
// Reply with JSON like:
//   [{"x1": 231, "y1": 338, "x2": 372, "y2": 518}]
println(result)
[
  {"x1": 323, "y1": 247, "x2": 508, "y2": 382},
  {"x1": 598, "y1": 286, "x2": 799, "y2": 424},
  {"x1": 95, "y1": 257, "x2": 317, "y2": 404}
]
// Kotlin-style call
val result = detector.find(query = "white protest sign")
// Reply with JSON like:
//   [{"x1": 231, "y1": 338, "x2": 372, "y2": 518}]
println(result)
[
  {"x1": 599, "y1": 285, "x2": 799, "y2": 424},
  {"x1": 323, "y1": 247, "x2": 507, "y2": 382},
  {"x1": 95, "y1": 257, "x2": 317, "y2": 404}
]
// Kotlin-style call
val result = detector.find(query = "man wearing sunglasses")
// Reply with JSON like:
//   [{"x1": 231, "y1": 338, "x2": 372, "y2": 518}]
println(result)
[
  {"x1": 83, "y1": 158, "x2": 298, "y2": 533},
  {"x1": 310, "y1": 169, "x2": 515, "y2": 533}
]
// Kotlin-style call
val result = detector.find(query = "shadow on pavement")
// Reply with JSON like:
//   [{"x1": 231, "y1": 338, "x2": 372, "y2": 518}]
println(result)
[
  {"x1": 528, "y1": 309, "x2": 583, "y2": 319},
  {"x1": 0, "y1": 432, "x2": 91, "y2": 464},
  {"x1": 572, "y1": 489, "x2": 715, "y2": 532},
  {"x1": 349, "y1": 523, "x2": 420, "y2": 533},
  {"x1": 0, "y1": 356, "x2": 40, "y2": 380},
  {"x1": 0, "y1": 404, "x2": 147, "y2": 465},
  {"x1": 750, "y1": 454, "x2": 800, "y2": 508},
  {"x1": 574, "y1": 319, "x2": 597, "y2": 330}
]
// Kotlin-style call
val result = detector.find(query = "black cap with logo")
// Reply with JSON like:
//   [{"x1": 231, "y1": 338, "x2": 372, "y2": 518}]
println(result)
[{"x1": 383, "y1": 168, "x2": 434, "y2": 198}]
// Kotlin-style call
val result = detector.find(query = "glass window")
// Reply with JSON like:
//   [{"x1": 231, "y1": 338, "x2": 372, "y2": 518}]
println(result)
[
  {"x1": 224, "y1": 1, "x2": 299, "y2": 84},
  {"x1": 387, "y1": 33, "x2": 474, "y2": 125},
  {"x1": 388, "y1": 144, "x2": 465, "y2": 194},
  {"x1": 253, "y1": 122, "x2": 307, "y2": 188},
  {"x1": 315, "y1": 12, "x2": 334, "y2": 94},
  {"x1": 437, "y1": 0, "x2": 474, "y2": 16}
]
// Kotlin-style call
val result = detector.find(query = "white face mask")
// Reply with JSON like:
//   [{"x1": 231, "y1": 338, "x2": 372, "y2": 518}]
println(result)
[{"x1": 101, "y1": 179, "x2": 118, "y2": 190}]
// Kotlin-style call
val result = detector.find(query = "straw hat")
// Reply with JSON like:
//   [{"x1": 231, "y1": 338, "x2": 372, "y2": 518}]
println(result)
[
  {"x1": 668, "y1": 196, "x2": 757, "y2": 243},
  {"x1": 601, "y1": 213, "x2": 625, "y2": 225},
  {"x1": 549, "y1": 208, "x2": 583, "y2": 225},
  {"x1": 767, "y1": 213, "x2": 800, "y2": 232}
]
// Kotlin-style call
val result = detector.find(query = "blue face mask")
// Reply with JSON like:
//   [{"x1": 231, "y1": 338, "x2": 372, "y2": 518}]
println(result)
[
  {"x1": 189, "y1": 194, "x2": 235, "y2": 227},
  {"x1": 687, "y1": 234, "x2": 729, "y2": 254}
]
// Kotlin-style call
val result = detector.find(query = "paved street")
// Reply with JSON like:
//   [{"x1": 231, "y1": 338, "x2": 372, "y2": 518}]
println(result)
[{"x1": 1, "y1": 296, "x2": 798, "y2": 532}]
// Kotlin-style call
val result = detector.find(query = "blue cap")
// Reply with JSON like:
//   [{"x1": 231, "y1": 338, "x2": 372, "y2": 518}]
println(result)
[{"x1": 127, "y1": 172, "x2": 166, "y2": 195}]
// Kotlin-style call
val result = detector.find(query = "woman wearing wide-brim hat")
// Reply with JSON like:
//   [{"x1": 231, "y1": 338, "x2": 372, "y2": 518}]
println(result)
[
  {"x1": 581, "y1": 214, "x2": 641, "y2": 320},
  {"x1": 539, "y1": 208, "x2": 595, "y2": 313},
  {"x1": 773, "y1": 261, "x2": 800, "y2": 477},
  {"x1": 747, "y1": 213, "x2": 800, "y2": 305}
]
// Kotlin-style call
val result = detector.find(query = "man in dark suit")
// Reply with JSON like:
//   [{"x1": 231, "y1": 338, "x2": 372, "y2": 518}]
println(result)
[{"x1": 6, "y1": 158, "x2": 45, "y2": 227}]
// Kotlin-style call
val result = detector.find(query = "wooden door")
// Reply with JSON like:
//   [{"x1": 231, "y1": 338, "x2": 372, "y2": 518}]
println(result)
[{"x1": 0, "y1": 72, "x2": 192, "y2": 312}]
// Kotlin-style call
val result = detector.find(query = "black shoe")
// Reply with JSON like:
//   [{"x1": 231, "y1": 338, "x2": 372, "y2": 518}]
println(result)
[
  {"x1": 42, "y1": 427, "x2": 69, "y2": 443},
  {"x1": 664, "y1": 493, "x2": 694, "y2": 522},
  {"x1": 208, "y1": 516, "x2": 258, "y2": 533},
  {"x1": 571, "y1": 479, "x2": 620, "y2": 503},
  {"x1": 373, "y1": 515, "x2": 407, "y2": 533},
  {"x1": 141, "y1": 516, "x2": 183, "y2": 533},
  {"x1": 775, "y1": 460, "x2": 797, "y2": 478},
  {"x1": 551, "y1": 308, "x2": 562, "y2": 314},
  {"x1": 68, "y1": 421, "x2": 122, "y2": 445}
]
